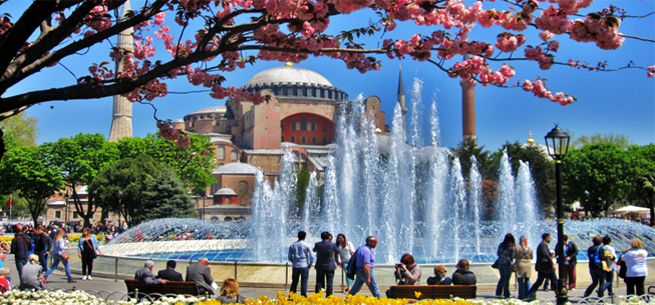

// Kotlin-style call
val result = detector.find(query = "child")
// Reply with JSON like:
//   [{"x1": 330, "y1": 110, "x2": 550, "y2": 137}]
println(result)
[{"x1": 543, "y1": 250, "x2": 557, "y2": 291}]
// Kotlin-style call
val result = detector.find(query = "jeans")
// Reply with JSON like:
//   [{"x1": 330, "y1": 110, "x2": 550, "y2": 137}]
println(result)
[
  {"x1": 81, "y1": 252, "x2": 95, "y2": 276},
  {"x1": 15, "y1": 259, "x2": 27, "y2": 278},
  {"x1": 584, "y1": 268, "x2": 605, "y2": 297},
  {"x1": 36, "y1": 251, "x2": 47, "y2": 271},
  {"x1": 342, "y1": 262, "x2": 353, "y2": 287},
  {"x1": 290, "y1": 267, "x2": 309, "y2": 297},
  {"x1": 527, "y1": 270, "x2": 557, "y2": 299},
  {"x1": 496, "y1": 264, "x2": 512, "y2": 297},
  {"x1": 348, "y1": 267, "x2": 381, "y2": 297},
  {"x1": 600, "y1": 271, "x2": 613, "y2": 296},
  {"x1": 543, "y1": 267, "x2": 556, "y2": 290},
  {"x1": 517, "y1": 277, "x2": 531, "y2": 299},
  {"x1": 624, "y1": 276, "x2": 645, "y2": 296},
  {"x1": 44, "y1": 254, "x2": 72, "y2": 279},
  {"x1": 315, "y1": 269, "x2": 335, "y2": 297}
]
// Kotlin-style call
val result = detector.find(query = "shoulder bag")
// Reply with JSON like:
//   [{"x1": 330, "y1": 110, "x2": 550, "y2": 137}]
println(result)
[{"x1": 86, "y1": 238, "x2": 97, "y2": 258}]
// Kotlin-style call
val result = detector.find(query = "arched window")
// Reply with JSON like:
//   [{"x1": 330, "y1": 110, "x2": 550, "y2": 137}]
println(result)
[
  {"x1": 281, "y1": 136, "x2": 285, "y2": 142},
  {"x1": 211, "y1": 216, "x2": 219, "y2": 222},
  {"x1": 224, "y1": 198, "x2": 230, "y2": 205},
  {"x1": 290, "y1": 136, "x2": 296, "y2": 143},
  {"x1": 291, "y1": 121, "x2": 297, "y2": 130},
  {"x1": 217, "y1": 145, "x2": 225, "y2": 160},
  {"x1": 322, "y1": 137, "x2": 328, "y2": 145},
  {"x1": 311, "y1": 122, "x2": 316, "y2": 131},
  {"x1": 323, "y1": 125, "x2": 328, "y2": 132},
  {"x1": 224, "y1": 216, "x2": 233, "y2": 221},
  {"x1": 301, "y1": 136, "x2": 307, "y2": 144},
  {"x1": 230, "y1": 150, "x2": 238, "y2": 161},
  {"x1": 300, "y1": 117, "x2": 307, "y2": 131},
  {"x1": 280, "y1": 123, "x2": 285, "y2": 131},
  {"x1": 312, "y1": 137, "x2": 317, "y2": 144}
]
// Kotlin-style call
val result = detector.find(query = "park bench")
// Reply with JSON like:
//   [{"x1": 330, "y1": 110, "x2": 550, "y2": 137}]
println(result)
[
  {"x1": 388, "y1": 285, "x2": 477, "y2": 300},
  {"x1": 124, "y1": 279, "x2": 201, "y2": 297}
]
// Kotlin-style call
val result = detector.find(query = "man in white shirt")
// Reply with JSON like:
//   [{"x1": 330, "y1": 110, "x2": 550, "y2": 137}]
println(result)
[{"x1": 288, "y1": 231, "x2": 314, "y2": 297}]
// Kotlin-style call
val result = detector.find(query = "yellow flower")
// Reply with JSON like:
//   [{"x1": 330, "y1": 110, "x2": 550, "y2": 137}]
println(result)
[{"x1": 415, "y1": 291, "x2": 423, "y2": 299}]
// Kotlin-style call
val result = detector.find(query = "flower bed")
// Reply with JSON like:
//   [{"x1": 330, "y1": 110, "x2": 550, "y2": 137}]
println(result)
[{"x1": 0, "y1": 290, "x2": 652, "y2": 305}]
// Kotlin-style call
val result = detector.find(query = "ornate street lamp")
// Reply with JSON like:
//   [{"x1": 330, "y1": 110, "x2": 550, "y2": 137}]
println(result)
[{"x1": 544, "y1": 125, "x2": 570, "y2": 305}]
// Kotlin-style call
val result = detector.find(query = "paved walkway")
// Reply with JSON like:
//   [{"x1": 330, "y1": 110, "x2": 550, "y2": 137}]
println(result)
[{"x1": 2, "y1": 255, "x2": 649, "y2": 301}]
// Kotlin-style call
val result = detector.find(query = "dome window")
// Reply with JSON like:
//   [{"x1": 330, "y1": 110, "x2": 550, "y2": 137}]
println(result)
[
  {"x1": 312, "y1": 137, "x2": 317, "y2": 144},
  {"x1": 291, "y1": 121, "x2": 297, "y2": 130},
  {"x1": 217, "y1": 145, "x2": 225, "y2": 160},
  {"x1": 311, "y1": 122, "x2": 317, "y2": 131},
  {"x1": 301, "y1": 136, "x2": 307, "y2": 144},
  {"x1": 290, "y1": 136, "x2": 296, "y2": 143},
  {"x1": 300, "y1": 118, "x2": 307, "y2": 131},
  {"x1": 281, "y1": 135, "x2": 285, "y2": 142},
  {"x1": 230, "y1": 150, "x2": 238, "y2": 161}
]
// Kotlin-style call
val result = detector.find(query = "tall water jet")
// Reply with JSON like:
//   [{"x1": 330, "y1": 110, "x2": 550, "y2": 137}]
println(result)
[
  {"x1": 515, "y1": 161, "x2": 540, "y2": 245},
  {"x1": 469, "y1": 156, "x2": 483, "y2": 254},
  {"x1": 497, "y1": 150, "x2": 517, "y2": 233},
  {"x1": 448, "y1": 158, "x2": 467, "y2": 261},
  {"x1": 301, "y1": 171, "x2": 319, "y2": 232}
]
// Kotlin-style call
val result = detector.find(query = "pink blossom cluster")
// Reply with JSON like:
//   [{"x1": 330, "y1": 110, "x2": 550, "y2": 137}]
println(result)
[
  {"x1": 522, "y1": 80, "x2": 575, "y2": 105},
  {"x1": 436, "y1": 38, "x2": 494, "y2": 60},
  {"x1": 448, "y1": 57, "x2": 515, "y2": 87},
  {"x1": 524, "y1": 46, "x2": 554, "y2": 70},
  {"x1": 569, "y1": 14, "x2": 625, "y2": 50},
  {"x1": 498, "y1": 11, "x2": 532, "y2": 31},
  {"x1": 495, "y1": 33, "x2": 526, "y2": 53},
  {"x1": 85, "y1": 4, "x2": 112, "y2": 32},
  {"x1": 648, "y1": 66, "x2": 654, "y2": 78},
  {"x1": 157, "y1": 120, "x2": 181, "y2": 141},
  {"x1": 534, "y1": 5, "x2": 573, "y2": 34}
]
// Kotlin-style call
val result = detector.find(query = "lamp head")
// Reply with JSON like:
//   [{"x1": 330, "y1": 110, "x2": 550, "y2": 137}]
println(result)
[{"x1": 544, "y1": 124, "x2": 570, "y2": 160}]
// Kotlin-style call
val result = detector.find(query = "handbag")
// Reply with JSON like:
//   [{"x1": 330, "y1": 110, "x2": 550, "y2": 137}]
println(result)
[
  {"x1": 61, "y1": 252, "x2": 70, "y2": 261},
  {"x1": 491, "y1": 259, "x2": 499, "y2": 269},
  {"x1": 618, "y1": 258, "x2": 627, "y2": 279}
]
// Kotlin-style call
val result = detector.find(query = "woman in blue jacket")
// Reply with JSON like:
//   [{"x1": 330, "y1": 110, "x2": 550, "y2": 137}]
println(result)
[{"x1": 78, "y1": 227, "x2": 101, "y2": 281}]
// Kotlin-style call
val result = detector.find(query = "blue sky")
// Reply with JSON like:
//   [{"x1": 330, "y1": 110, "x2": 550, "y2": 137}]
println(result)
[{"x1": 5, "y1": 0, "x2": 654, "y2": 151}]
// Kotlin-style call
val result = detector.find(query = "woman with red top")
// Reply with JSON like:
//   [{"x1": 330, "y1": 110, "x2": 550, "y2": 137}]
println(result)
[{"x1": 0, "y1": 267, "x2": 10, "y2": 292}]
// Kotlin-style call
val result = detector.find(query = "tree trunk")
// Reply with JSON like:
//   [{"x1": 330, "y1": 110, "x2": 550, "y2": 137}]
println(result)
[{"x1": 649, "y1": 197, "x2": 654, "y2": 227}]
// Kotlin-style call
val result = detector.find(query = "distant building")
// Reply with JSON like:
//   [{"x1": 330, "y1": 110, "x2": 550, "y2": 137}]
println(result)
[{"x1": 176, "y1": 63, "x2": 400, "y2": 221}]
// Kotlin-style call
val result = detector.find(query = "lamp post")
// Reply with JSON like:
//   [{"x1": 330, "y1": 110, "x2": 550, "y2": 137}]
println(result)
[
  {"x1": 544, "y1": 125, "x2": 570, "y2": 305},
  {"x1": 63, "y1": 192, "x2": 69, "y2": 223},
  {"x1": 196, "y1": 191, "x2": 207, "y2": 221},
  {"x1": 117, "y1": 190, "x2": 123, "y2": 233}
]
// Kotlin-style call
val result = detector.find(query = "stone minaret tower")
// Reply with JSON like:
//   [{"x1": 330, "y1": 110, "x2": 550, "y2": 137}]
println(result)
[
  {"x1": 108, "y1": 0, "x2": 133, "y2": 142},
  {"x1": 397, "y1": 65, "x2": 407, "y2": 130},
  {"x1": 461, "y1": 56, "x2": 476, "y2": 143}
]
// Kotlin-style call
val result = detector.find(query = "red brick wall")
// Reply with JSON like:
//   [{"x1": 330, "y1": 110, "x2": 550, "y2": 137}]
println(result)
[{"x1": 281, "y1": 113, "x2": 335, "y2": 145}]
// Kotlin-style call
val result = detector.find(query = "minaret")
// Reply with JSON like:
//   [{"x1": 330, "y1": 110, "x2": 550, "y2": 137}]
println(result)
[
  {"x1": 397, "y1": 66, "x2": 407, "y2": 130},
  {"x1": 108, "y1": 0, "x2": 133, "y2": 142},
  {"x1": 461, "y1": 56, "x2": 476, "y2": 143}
]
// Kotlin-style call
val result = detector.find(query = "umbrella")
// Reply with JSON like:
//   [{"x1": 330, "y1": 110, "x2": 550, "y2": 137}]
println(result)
[{"x1": 614, "y1": 205, "x2": 650, "y2": 213}]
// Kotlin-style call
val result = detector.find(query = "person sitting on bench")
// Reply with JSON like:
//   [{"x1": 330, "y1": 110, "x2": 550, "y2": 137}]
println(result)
[
  {"x1": 452, "y1": 259, "x2": 476, "y2": 285},
  {"x1": 135, "y1": 260, "x2": 168, "y2": 285},
  {"x1": 158, "y1": 260, "x2": 183, "y2": 281},
  {"x1": 427, "y1": 265, "x2": 452, "y2": 285}
]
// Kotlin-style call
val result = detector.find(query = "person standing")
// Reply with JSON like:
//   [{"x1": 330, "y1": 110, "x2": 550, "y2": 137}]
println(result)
[
  {"x1": 43, "y1": 228, "x2": 76, "y2": 283},
  {"x1": 348, "y1": 236, "x2": 381, "y2": 297},
  {"x1": 495, "y1": 233, "x2": 515, "y2": 298},
  {"x1": 621, "y1": 239, "x2": 648, "y2": 296},
  {"x1": 584, "y1": 236, "x2": 605, "y2": 298},
  {"x1": 514, "y1": 235, "x2": 533, "y2": 300},
  {"x1": 559, "y1": 235, "x2": 578, "y2": 290},
  {"x1": 9, "y1": 225, "x2": 32, "y2": 278},
  {"x1": 288, "y1": 231, "x2": 314, "y2": 297},
  {"x1": 599, "y1": 235, "x2": 616, "y2": 296},
  {"x1": 186, "y1": 257, "x2": 215, "y2": 295},
  {"x1": 78, "y1": 227, "x2": 101, "y2": 281},
  {"x1": 525, "y1": 233, "x2": 557, "y2": 300},
  {"x1": 32, "y1": 226, "x2": 49, "y2": 272},
  {"x1": 335, "y1": 233, "x2": 355, "y2": 293},
  {"x1": 313, "y1": 231, "x2": 339, "y2": 297}
]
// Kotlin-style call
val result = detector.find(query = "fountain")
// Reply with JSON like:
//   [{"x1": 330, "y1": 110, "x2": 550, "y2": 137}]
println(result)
[{"x1": 104, "y1": 79, "x2": 655, "y2": 266}]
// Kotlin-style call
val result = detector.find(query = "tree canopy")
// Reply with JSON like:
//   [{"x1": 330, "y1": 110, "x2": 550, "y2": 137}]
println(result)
[{"x1": 0, "y1": 112, "x2": 39, "y2": 146}]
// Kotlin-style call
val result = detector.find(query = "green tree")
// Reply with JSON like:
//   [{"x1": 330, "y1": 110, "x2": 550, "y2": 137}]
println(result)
[
  {"x1": 0, "y1": 146, "x2": 64, "y2": 226},
  {"x1": 563, "y1": 143, "x2": 634, "y2": 216},
  {"x1": 0, "y1": 112, "x2": 39, "y2": 147},
  {"x1": 117, "y1": 134, "x2": 216, "y2": 193},
  {"x1": 627, "y1": 144, "x2": 655, "y2": 225},
  {"x1": 141, "y1": 168, "x2": 196, "y2": 223},
  {"x1": 43, "y1": 133, "x2": 119, "y2": 227},
  {"x1": 452, "y1": 139, "x2": 496, "y2": 180},
  {"x1": 570, "y1": 132, "x2": 635, "y2": 150},
  {"x1": 90, "y1": 155, "x2": 163, "y2": 225}
]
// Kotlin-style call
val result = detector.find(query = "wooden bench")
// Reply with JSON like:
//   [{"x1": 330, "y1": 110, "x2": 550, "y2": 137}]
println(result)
[
  {"x1": 124, "y1": 279, "x2": 201, "y2": 297},
  {"x1": 388, "y1": 285, "x2": 477, "y2": 300}
]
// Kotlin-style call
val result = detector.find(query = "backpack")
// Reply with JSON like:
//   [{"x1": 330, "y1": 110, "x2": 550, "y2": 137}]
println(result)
[
  {"x1": 589, "y1": 246, "x2": 603, "y2": 267},
  {"x1": 346, "y1": 249, "x2": 359, "y2": 280}
]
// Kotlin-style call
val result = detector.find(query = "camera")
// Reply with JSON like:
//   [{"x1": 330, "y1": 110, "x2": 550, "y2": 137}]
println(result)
[{"x1": 395, "y1": 264, "x2": 402, "y2": 268}]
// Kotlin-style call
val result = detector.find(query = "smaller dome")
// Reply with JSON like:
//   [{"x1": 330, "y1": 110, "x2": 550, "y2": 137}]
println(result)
[
  {"x1": 213, "y1": 162, "x2": 259, "y2": 175},
  {"x1": 215, "y1": 187, "x2": 237, "y2": 196},
  {"x1": 192, "y1": 106, "x2": 227, "y2": 114},
  {"x1": 173, "y1": 118, "x2": 184, "y2": 123}
]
